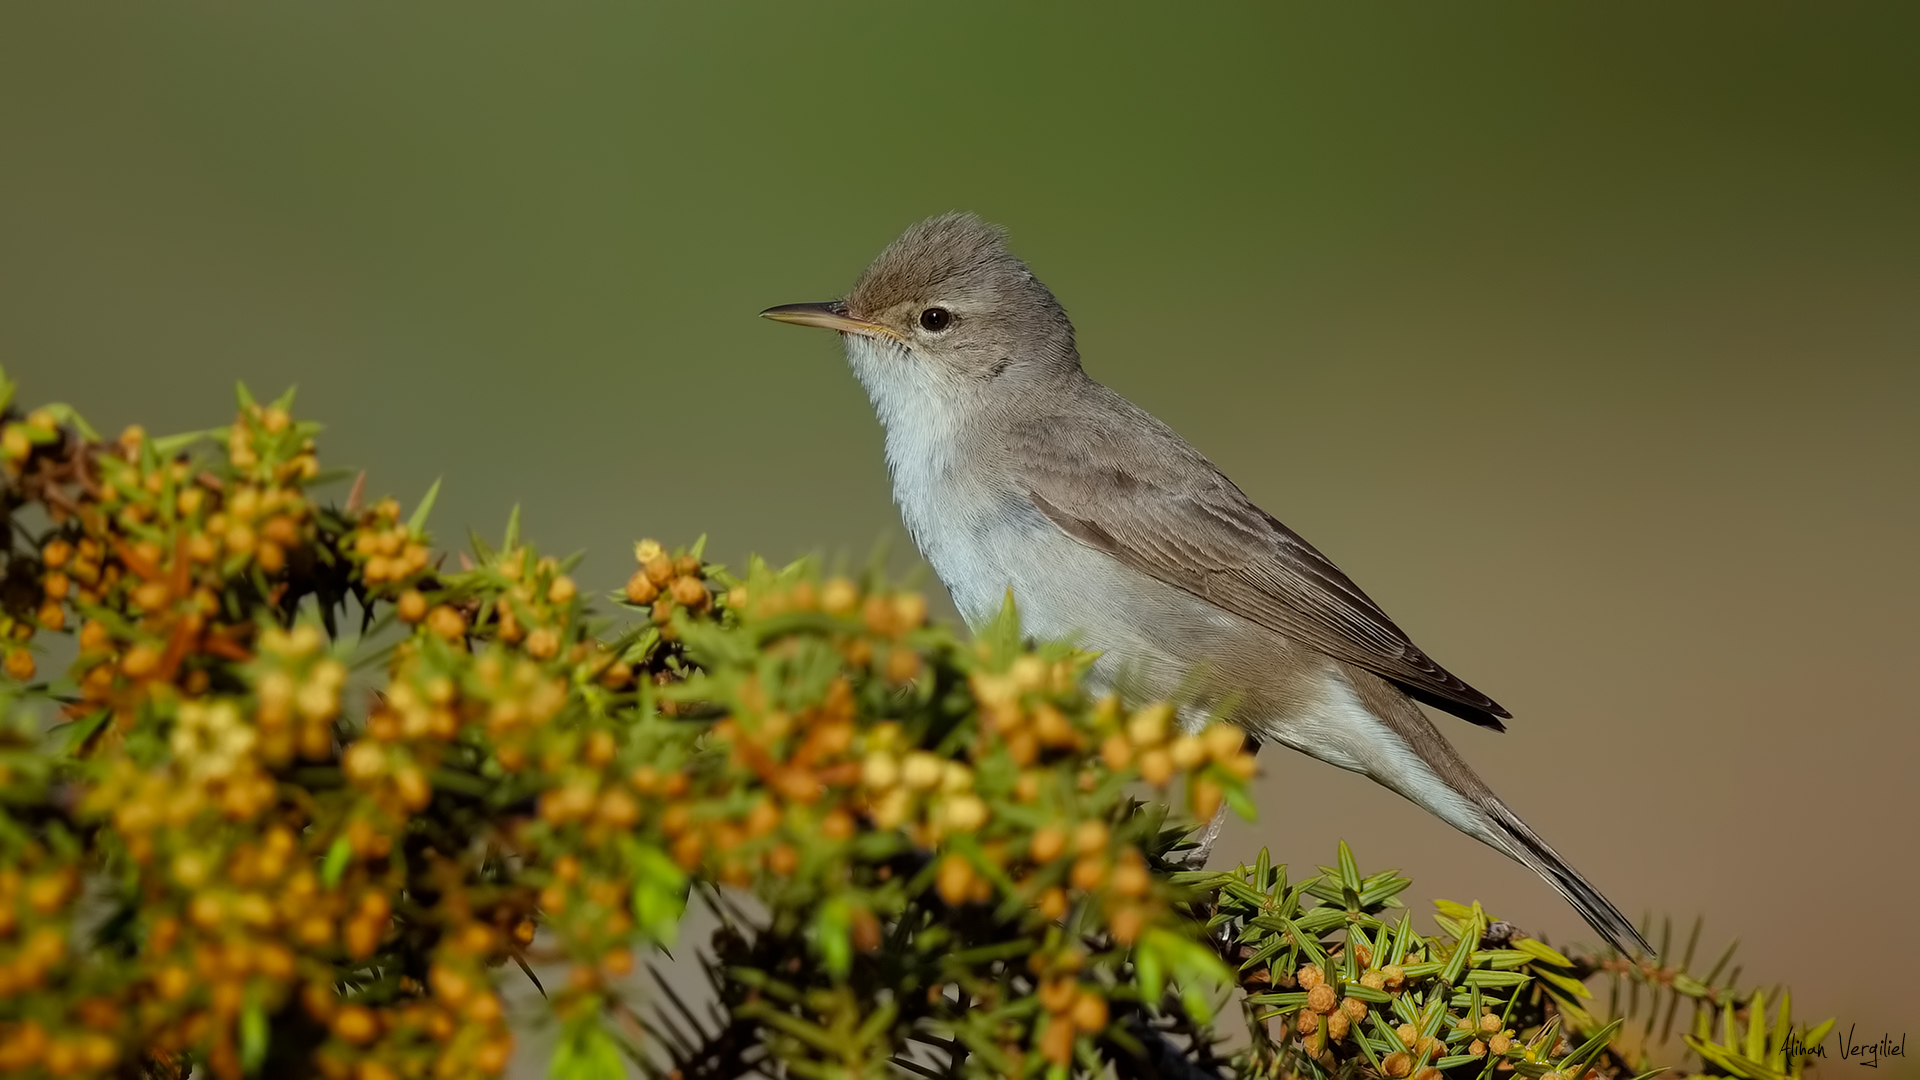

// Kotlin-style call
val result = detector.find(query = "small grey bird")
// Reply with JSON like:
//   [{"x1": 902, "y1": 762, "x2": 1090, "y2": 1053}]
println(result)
[{"x1": 762, "y1": 213, "x2": 1650, "y2": 955}]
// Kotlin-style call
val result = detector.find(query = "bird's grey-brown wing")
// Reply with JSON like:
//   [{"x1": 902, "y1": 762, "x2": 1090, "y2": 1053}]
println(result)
[{"x1": 1010, "y1": 396, "x2": 1511, "y2": 728}]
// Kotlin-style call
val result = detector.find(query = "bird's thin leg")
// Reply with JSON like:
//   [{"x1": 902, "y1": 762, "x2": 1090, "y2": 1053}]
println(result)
[
  {"x1": 1183, "y1": 801, "x2": 1234, "y2": 868},
  {"x1": 1181, "y1": 734, "x2": 1259, "y2": 868}
]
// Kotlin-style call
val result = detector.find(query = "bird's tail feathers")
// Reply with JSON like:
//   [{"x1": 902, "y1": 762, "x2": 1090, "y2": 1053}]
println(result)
[
  {"x1": 1481, "y1": 799, "x2": 1654, "y2": 959},
  {"x1": 1323, "y1": 661, "x2": 1654, "y2": 959}
]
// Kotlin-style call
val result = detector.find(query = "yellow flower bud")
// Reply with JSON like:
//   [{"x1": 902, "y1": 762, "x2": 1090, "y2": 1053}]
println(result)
[
  {"x1": 935, "y1": 854, "x2": 974, "y2": 906},
  {"x1": 1070, "y1": 991, "x2": 1108, "y2": 1032},
  {"x1": 821, "y1": 577, "x2": 859, "y2": 615},
  {"x1": 1029, "y1": 826, "x2": 1067, "y2": 863},
  {"x1": 624, "y1": 570, "x2": 658, "y2": 604},
  {"x1": 1189, "y1": 777, "x2": 1224, "y2": 821},
  {"x1": 1168, "y1": 735, "x2": 1206, "y2": 770},
  {"x1": 900, "y1": 751, "x2": 943, "y2": 790},
  {"x1": 889, "y1": 592, "x2": 927, "y2": 630},
  {"x1": 870, "y1": 788, "x2": 912, "y2": 830},
  {"x1": 1307, "y1": 983, "x2": 1337, "y2": 1014},
  {"x1": 342, "y1": 741, "x2": 385, "y2": 781},
  {"x1": 862, "y1": 751, "x2": 900, "y2": 790},
  {"x1": 939, "y1": 760, "x2": 973, "y2": 794},
  {"x1": 427, "y1": 606, "x2": 467, "y2": 641},
  {"x1": 1009, "y1": 655, "x2": 1047, "y2": 692},
  {"x1": 1072, "y1": 819, "x2": 1109, "y2": 854},
  {"x1": 397, "y1": 590, "x2": 428, "y2": 623},
  {"x1": 1110, "y1": 852, "x2": 1151, "y2": 897},
  {"x1": 1, "y1": 425, "x2": 30, "y2": 462},
  {"x1": 1202, "y1": 722, "x2": 1246, "y2": 760},
  {"x1": 942, "y1": 794, "x2": 988, "y2": 832}
]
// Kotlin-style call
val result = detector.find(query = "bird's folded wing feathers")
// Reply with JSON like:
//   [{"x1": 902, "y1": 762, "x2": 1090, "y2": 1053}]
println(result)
[{"x1": 1011, "y1": 405, "x2": 1511, "y2": 727}]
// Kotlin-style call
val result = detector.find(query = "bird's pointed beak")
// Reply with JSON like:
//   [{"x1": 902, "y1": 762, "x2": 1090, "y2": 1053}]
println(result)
[{"x1": 759, "y1": 301, "x2": 898, "y2": 339}]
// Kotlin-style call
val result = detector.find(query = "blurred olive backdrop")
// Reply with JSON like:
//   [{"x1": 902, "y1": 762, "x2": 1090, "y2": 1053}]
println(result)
[{"x1": 5, "y1": 0, "x2": 1916, "y2": 1057}]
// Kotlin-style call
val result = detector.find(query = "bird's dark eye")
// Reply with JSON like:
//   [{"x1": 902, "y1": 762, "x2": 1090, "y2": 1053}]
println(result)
[{"x1": 919, "y1": 307, "x2": 952, "y2": 332}]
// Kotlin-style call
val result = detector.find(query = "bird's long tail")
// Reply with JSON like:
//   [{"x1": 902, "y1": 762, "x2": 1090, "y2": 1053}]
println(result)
[
  {"x1": 1333, "y1": 661, "x2": 1654, "y2": 958},
  {"x1": 1476, "y1": 795, "x2": 1653, "y2": 958}
]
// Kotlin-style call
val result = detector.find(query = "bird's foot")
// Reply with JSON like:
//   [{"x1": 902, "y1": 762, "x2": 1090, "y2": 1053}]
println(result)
[{"x1": 1180, "y1": 800, "x2": 1234, "y2": 869}]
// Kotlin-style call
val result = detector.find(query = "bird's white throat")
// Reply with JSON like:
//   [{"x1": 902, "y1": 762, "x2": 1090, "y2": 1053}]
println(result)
[
  {"x1": 841, "y1": 334, "x2": 1030, "y2": 628},
  {"x1": 842, "y1": 335, "x2": 971, "y2": 547},
  {"x1": 842, "y1": 335, "x2": 968, "y2": 457}
]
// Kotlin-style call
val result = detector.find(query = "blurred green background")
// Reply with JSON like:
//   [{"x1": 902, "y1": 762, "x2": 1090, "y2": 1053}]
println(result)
[{"x1": 4, "y1": 0, "x2": 1916, "y2": 1059}]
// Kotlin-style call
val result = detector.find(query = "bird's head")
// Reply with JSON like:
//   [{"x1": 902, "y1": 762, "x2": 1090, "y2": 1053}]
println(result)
[{"x1": 762, "y1": 214, "x2": 1081, "y2": 418}]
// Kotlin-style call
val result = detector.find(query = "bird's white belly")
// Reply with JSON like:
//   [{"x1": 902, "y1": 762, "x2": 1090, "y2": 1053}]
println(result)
[{"x1": 900, "y1": 476, "x2": 1243, "y2": 724}]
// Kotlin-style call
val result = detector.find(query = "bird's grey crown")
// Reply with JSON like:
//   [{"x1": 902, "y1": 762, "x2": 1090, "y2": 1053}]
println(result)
[
  {"x1": 847, "y1": 212, "x2": 1079, "y2": 373},
  {"x1": 848, "y1": 213, "x2": 1010, "y2": 316}
]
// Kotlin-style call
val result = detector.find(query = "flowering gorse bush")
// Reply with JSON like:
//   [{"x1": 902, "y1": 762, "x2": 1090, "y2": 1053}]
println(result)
[{"x1": 0, "y1": 373, "x2": 1826, "y2": 1080}]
